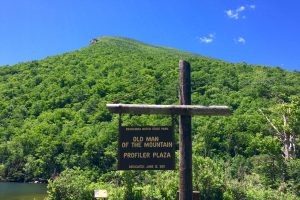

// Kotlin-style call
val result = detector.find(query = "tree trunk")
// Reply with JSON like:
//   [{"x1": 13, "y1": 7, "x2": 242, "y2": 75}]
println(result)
[
  {"x1": 283, "y1": 135, "x2": 290, "y2": 160},
  {"x1": 283, "y1": 133, "x2": 296, "y2": 160}
]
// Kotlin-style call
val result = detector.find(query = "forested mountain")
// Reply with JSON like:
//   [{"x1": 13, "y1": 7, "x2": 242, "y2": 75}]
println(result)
[{"x1": 0, "y1": 37, "x2": 300, "y2": 199}]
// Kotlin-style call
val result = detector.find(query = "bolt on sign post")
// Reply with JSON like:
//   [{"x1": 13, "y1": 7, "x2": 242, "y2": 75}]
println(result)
[{"x1": 106, "y1": 60, "x2": 231, "y2": 200}]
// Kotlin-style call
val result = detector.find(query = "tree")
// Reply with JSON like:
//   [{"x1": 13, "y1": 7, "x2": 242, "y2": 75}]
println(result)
[{"x1": 259, "y1": 96, "x2": 300, "y2": 160}]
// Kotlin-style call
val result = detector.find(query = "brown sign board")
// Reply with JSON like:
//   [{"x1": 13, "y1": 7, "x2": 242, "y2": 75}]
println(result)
[{"x1": 118, "y1": 126, "x2": 175, "y2": 170}]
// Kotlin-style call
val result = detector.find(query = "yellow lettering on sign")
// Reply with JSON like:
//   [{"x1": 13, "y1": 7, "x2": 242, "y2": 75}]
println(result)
[
  {"x1": 129, "y1": 165, "x2": 145, "y2": 169},
  {"x1": 131, "y1": 142, "x2": 142, "y2": 147},
  {"x1": 144, "y1": 142, "x2": 173, "y2": 148},
  {"x1": 123, "y1": 152, "x2": 150, "y2": 158},
  {"x1": 146, "y1": 137, "x2": 159, "y2": 142},
  {"x1": 152, "y1": 152, "x2": 171, "y2": 158}
]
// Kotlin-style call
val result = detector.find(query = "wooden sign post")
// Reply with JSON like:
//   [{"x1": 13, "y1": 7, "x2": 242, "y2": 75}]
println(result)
[
  {"x1": 179, "y1": 60, "x2": 192, "y2": 200},
  {"x1": 106, "y1": 60, "x2": 231, "y2": 200}
]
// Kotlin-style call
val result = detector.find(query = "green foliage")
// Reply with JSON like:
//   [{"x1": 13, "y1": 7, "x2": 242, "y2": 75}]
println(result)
[
  {"x1": 1, "y1": 37, "x2": 300, "y2": 199},
  {"x1": 95, "y1": 170, "x2": 178, "y2": 200},
  {"x1": 193, "y1": 156, "x2": 225, "y2": 199},
  {"x1": 287, "y1": 159, "x2": 300, "y2": 195},
  {"x1": 0, "y1": 164, "x2": 4, "y2": 180},
  {"x1": 47, "y1": 168, "x2": 95, "y2": 200}
]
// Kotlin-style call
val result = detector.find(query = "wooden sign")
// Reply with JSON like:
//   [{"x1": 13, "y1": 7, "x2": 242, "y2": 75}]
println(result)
[
  {"x1": 118, "y1": 126, "x2": 175, "y2": 170},
  {"x1": 94, "y1": 190, "x2": 108, "y2": 198}
]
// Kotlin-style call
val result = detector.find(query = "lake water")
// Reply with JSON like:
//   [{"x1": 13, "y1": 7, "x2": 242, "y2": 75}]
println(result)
[{"x1": 0, "y1": 182, "x2": 47, "y2": 200}]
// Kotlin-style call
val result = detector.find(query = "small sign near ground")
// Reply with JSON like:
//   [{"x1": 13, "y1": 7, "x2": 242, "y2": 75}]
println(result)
[
  {"x1": 94, "y1": 190, "x2": 108, "y2": 198},
  {"x1": 118, "y1": 126, "x2": 175, "y2": 170}
]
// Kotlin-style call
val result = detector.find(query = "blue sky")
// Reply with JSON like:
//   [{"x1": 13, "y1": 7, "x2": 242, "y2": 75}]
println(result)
[{"x1": 0, "y1": 0, "x2": 299, "y2": 71}]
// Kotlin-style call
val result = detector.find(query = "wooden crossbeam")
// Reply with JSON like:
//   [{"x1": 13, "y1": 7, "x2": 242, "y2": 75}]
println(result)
[{"x1": 106, "y1": 104, "x2": 231, "y2": 116}]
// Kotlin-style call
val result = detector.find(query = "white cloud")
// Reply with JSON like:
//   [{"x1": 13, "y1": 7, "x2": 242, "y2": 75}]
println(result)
[
  {"x1": 235, "y1": 37, "x2": 246, "y2": 44},
  {"x1": 225, "y1": 5, "x2": 255, "y2": 20},
  {"x1": 208, "y1": 33, "x2": 215, "y2": 38},
  {"x1": 200, "y1": 37, "x2": 213, "y2": 43},
  {"x1": 198, "y1": 34, "x2": 215, "y2": 44},
  {"x1": 249, "y1": 5, "x2": 256, "y2": 9},
  {"x1": 236, "y1": 6, "x2": 246, "y2": 12},
  {"x1": 225, "y1": 9, "x2": 239, "y2": 19}
]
